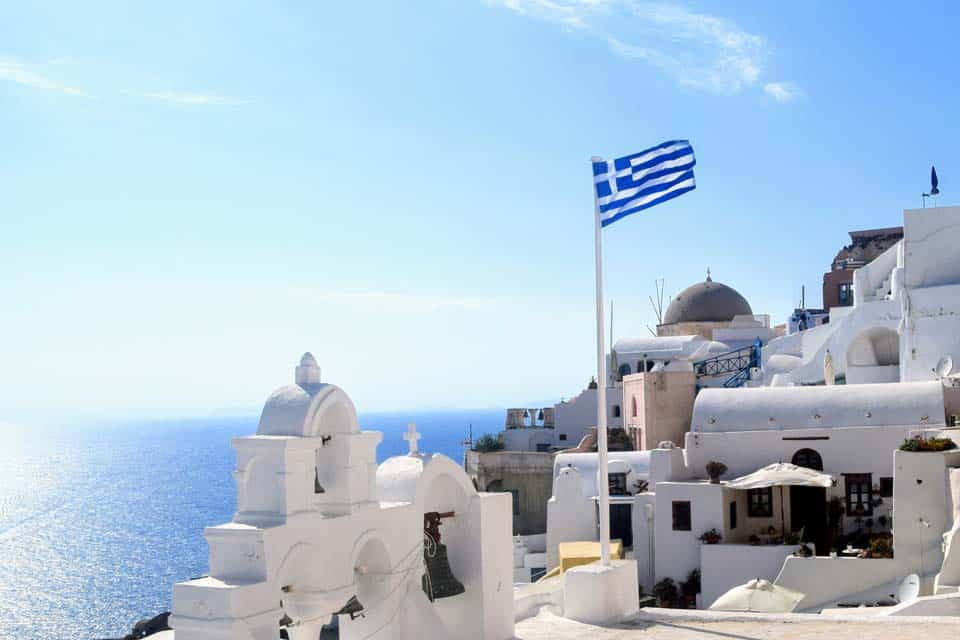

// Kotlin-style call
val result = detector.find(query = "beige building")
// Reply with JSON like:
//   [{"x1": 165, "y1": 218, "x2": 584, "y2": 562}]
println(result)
[{"x1": 621, "y1": 370, "x2": 696, "y2": 450}]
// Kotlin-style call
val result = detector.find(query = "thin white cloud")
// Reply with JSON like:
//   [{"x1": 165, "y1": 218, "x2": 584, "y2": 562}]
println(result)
[
  {"x1": 286, "y1": 287, "x2": 498, "y2": 314},
  {"x1": 0, "y1": 56, "x2": 89, "y2": 97},
  {"x1": 764, "y1": 81, "x2": 801, "y2": 103},
  {"x1": 136, "y1": 91, "x2": 248, "y2": 106},
  {"x1": 489, "y1": 0, "x2": 798, "y2": 99}
]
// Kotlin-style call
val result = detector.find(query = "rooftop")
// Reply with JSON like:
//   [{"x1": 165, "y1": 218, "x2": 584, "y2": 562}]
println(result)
[
  {"x1": 662, "y1": 275, "x2": 753, "y2": 325},
  {"x1": 515, "y1": 609, "x2": 960, "y2": 640}
]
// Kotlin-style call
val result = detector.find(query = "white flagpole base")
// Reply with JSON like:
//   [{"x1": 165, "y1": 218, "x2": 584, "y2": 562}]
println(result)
[{"x1": 563, "y1": 559, "x2": 639, "y2": 625}]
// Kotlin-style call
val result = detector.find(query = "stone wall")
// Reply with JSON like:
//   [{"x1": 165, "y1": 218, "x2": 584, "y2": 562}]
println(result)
[{"x1": 465, "y1": 450, "x2": 553, "y2": 535}]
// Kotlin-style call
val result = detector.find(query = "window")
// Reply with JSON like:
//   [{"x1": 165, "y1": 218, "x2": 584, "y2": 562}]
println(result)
[
  {"x1": 612, "y1": 405, "x2": 621, "y2": 418},
  {"x1": 845, "y1": 473, "x2": 873, "y2": 516},
  {"x1": 558, "y1": 433, "x2": 567, "y2": 441},
  {"x1": 536, "y1": 443, "x2": 550, "y2": 452},
  {"x1": 632, "y1": 397, "x2": 638, "y2": 418},
  {"x1": 729, "y1": 501, "x2": 738, "y2": 529},
  {"x1": 838, "y1": 282, "x2": 853, "y2": 304},
  {"x1": 747, "y1": 488, "x2": 773, "y2": 518},
  {"x1": 672, "y1": 501, "x2": 692, "y2": 531},
  {"x1": 609, "y1": 473, "x2": 629, "y2": 496},
  {"x1": 880, "y1": 477, "x2": 893, "y2": 498},
  {"x1": 792, "y1": 448, "x2": 823, "y2": 471},
  {"x1": 509, "y1": 489, "x2": 520, "y2": 515},
  {"x1": 618, "y1": 363, "x2": 632, "y2": 378}
]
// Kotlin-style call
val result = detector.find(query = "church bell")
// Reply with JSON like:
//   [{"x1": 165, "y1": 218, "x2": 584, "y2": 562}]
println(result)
[{"x1": 421, "y1": 511, "x2": 465, "y2": 601}]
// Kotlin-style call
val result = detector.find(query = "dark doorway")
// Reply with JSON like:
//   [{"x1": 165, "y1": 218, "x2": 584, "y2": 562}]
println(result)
[
  {"x1": 610, "y1": 503, "x2": 633, "y2": 548},
  {"x1": 790, "y1": 448, "x2": 827, "y2": 553},
  {"x1": 790, "y1": 486, "x2": 827, "y2": 552}
]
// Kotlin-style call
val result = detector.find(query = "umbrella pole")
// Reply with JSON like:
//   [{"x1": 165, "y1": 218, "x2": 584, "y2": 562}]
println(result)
[{"x1": 780, "y1": 485, "x2": 785, "y2": 538}]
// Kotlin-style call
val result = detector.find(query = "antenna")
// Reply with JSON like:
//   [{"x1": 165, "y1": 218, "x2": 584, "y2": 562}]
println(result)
[
  {"x1": 897, "y1": 574, "x2": 920, "y2": 604},
  {"x1": 801, "y1": 285, "x2": 805, "y2": 309},
  {"x1": 649, "y1": 278, "x2": 666, "y2": 325},
  {"x1": 934, "y1": 355, "x2": 954, "y2": 379}
]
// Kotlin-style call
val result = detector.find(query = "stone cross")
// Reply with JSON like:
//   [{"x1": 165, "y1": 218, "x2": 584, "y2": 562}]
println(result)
[{"x1": 403, "y1": 422, "x2": 421, "y2": 455}]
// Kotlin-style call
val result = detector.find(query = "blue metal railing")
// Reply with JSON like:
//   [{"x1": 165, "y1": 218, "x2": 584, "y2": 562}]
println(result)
[{"x1": 693, "y1": 338, "x2": 762, "y2": 388}]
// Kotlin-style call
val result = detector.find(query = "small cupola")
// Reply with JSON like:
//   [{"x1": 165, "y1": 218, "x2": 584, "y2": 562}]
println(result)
[{"x1": 295, "y1": 352, "x2": 321, "y2": 387}]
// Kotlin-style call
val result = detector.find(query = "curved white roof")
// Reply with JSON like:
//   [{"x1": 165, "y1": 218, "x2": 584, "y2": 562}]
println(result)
[
  {"x1": 692, "y1": 381, "x2": 945, "y2": 433},
  {"x1": 375, "y1": 453, "x2": 477, "y2": 505},
  {"x1": 375, "y1": 454, "x2": 426, "y2": 503},
  {"x1": 614, "y1": 335, "x2": 728, "y2": 361},
  {"x1": 257, "y1": 382, "x2": 359, "y2": 437},
  {"x1": 552, "y1": 450, "x2": 651, "y2": 496}
]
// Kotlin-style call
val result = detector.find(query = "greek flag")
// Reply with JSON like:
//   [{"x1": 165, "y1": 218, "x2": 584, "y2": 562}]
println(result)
[{"x1": 593, "y1": 140, "x2": 696, "y2": 227}]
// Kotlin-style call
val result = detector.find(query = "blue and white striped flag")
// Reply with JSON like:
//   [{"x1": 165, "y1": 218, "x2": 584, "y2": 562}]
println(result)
[{"x1": 593, "y1": 140, "x2": 696, "y2": 227}]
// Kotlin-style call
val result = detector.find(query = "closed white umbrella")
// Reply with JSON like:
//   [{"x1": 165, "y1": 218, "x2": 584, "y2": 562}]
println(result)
[
  {"x1": 709, "y1": 578, "x2": 804, "y2": 613},
  {"x1": 824, "y1": 350, "x2": 835, "y2": 386}
]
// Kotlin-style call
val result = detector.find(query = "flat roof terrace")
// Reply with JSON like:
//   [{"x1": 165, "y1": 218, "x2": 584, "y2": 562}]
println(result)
[{"x1": 515, "y1": 609, "x2": 960, "y2": 640}]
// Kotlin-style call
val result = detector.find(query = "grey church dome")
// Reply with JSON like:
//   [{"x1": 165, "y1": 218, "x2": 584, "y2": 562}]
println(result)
[{"x1": 662, "y1": 273, "x2": 752, "y2": 324}]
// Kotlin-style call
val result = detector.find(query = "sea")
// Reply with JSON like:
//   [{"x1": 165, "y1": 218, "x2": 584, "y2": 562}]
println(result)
[{"x1": 0, "y1": 410, "x2": 502, "y2": 640}]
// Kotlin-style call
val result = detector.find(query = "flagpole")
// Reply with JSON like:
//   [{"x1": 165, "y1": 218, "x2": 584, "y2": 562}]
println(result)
[{"x1": 591, "y1": 156, "x2": 611, "y2": 567}]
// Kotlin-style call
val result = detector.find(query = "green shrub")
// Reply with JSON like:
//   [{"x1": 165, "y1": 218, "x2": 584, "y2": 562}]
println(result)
[
  {"x1": 590, "y1": 427, "x2": 634, "y2": 452},
  {"x1": 472, "y1": 433, "x2": 504, "y2": 453},
  {"x1": 899, "y1": 436, "x2": 957, "y2": 452}
]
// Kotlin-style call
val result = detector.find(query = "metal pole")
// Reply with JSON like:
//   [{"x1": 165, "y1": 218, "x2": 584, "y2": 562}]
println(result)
[
  {"x1": 591, "y1": 156, "x2": 611, "y2": 567},
  {"x1": 781, "y1": 485, "x2": 786, "y2": 537}
]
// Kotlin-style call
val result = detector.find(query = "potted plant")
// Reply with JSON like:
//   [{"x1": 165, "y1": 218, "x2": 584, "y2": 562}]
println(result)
[
  {"x1": 705, "y1": 461, "x2": 728, "y2": 484},
  {"x1": 860, "y1": 535, "x2": 893, "y2": 558},
  {"x1": 680, "y1": 569, "x2": 701, "y2": 608},
  {"x1": 699, "y1": 528, "x2": 722, "y2": 544},
  {"x1": 653, "y1": 577, "x2": 678, "y2": 608},
  {"x1": 899, "y1": 436, "x2": 958, "y2": 452}
]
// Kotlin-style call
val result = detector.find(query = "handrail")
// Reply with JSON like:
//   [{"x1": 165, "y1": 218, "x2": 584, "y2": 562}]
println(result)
[{"x1": 693, "y1": 338, "x2": 762, "y2": 388}]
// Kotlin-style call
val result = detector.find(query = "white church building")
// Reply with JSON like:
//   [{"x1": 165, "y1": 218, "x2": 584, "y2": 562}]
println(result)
[{"x1": 168, "y1": 354, "x2": 515, "y2": 640}]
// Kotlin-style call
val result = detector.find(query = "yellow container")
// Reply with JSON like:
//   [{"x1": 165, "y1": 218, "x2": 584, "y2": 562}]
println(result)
[{"x1": 557, "y1": 540, "x2": 623, "y2": 574}]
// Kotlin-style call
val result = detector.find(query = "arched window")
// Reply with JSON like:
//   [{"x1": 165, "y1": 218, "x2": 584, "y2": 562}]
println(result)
[
  {"x1": 792, "y1": 448, "x2": 823, "y2": 471},
  {"x1": 612, "y1": 405, "x2": 621, "y2": 418},
  {"x1": 631, "y1": 396, "x2": 638, "y2": 418},
  {"x1": 618, "y1": 363, "x2": 632, "y2": 377}
]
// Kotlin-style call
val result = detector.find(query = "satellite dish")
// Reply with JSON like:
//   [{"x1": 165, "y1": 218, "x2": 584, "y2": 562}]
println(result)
[
  {"x1": 897, "y1": 574, "x2": 921, "y2": 604},
  {"x1": 935, "y1": 355, "x2": 955, "y2": 379}
]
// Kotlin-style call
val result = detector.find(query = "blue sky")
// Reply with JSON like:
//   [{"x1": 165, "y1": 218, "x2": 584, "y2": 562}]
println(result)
[{"x1": 2, "y1": 1, "x2": 957, "y2": 422}]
